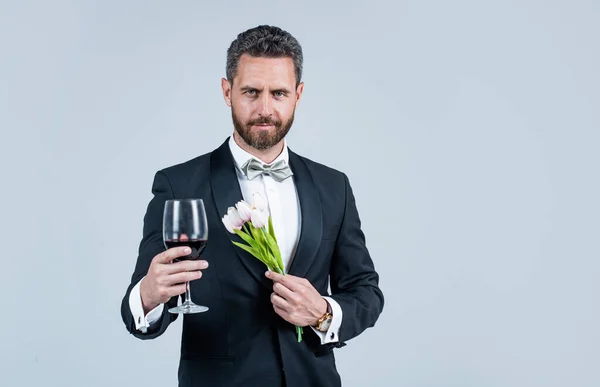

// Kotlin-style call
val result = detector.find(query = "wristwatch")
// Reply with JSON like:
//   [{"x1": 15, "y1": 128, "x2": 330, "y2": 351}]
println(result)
[{"x1": 315, "y1": 300, "x2": 333, "y2": 332}]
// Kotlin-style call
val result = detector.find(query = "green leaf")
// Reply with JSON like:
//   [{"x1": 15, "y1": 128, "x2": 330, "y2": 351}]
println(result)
[
  {"x1": 251, "y1": 224, "x2": 263, "y2": 244},
  {"x1": 233, "y1": 229, "x2": 261, "y2": 250},
  {"x1": 232, "y1": 243, "x2": 275, "y2": 271},
  {"x1": 268, "y1": 216, "x2": 278, "y2": 244},
  {"x1": 242, "y1": 224, "x2": 279, "y2": 270},
  {"x1": 247, "y1": 223, "x2": 261, "y2": 243},
  {"x1": 263, "y1": 230, "x2": 284, "y2": 274},
  {"x1": 262, "y1": 251, "x2": 278, "y2": 271},
  {"x1": 231, "y1": 241, "x2": 264, "y2": 262},
  {"x1": 265, "y1": 216, "x2": 282, "y2": 272},
  {"x1": 250, "y1": 225, "x2": 270, "y2": 260}
]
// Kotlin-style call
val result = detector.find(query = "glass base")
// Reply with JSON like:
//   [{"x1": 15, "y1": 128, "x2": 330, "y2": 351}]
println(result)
[{"x1": 169, "y1": 301, "x2": 209, "y2": 314}]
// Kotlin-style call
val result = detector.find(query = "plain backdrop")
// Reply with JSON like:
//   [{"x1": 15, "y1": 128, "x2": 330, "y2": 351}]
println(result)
[{"x1": 1, "y1": 1, "x2": 599, "y2": 386}]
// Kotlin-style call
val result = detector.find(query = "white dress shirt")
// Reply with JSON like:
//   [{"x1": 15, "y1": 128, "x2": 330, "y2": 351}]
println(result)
[{"x1": 129, "y1": 136, "x2": 343, "y2": 344}]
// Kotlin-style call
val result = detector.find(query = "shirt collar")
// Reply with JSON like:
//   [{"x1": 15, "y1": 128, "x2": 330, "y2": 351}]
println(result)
[{"x1": 228, "y1": 135, "x2": 290, "y2": 171}]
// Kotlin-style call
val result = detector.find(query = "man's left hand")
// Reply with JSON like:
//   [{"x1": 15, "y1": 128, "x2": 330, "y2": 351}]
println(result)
[{"x1": 265, "y1": 271, "x2": 328, "y2": 327}]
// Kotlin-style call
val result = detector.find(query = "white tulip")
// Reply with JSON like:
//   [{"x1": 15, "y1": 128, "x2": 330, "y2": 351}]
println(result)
[
  {"x1": 235, "y1": 200, "x2": 253, "y2": 222},
  {"x1": 252, "y1": 192, "x2": 268, "y2": 212},
  {"x1": 221, "y1": 207, "x2": 244, "y2": 234},
  {"x1": 251, "y1": 208, "x2": 269, "y2": 229}
]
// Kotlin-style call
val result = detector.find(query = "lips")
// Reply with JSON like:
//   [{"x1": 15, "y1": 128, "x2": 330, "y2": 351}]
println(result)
[{"x1": 252, "y1": 124, "x2": 275, "y2": 129}]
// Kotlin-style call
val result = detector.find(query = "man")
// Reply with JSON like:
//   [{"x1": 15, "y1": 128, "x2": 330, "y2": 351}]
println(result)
[{"x1": 121, "y1": 25, "x2": 384, "y2": 387}]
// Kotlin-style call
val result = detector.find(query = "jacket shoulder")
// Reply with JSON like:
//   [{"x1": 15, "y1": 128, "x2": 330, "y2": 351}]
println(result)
[
  {"x1": 160, "y1": 152, "x2": 210, "y2": 175},
  {"x1": 152, "y1": 151, "x2": 213, "y2": 192},
  {"x1": 158, "y1": 138, "x2": 229, "y2": 180},
  {"x1": 294, "y1": 153, "x2": 347, "y2": 184}
]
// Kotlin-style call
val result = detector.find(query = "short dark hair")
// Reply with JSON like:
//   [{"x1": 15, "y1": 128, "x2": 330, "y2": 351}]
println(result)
[{"x1": 226, "y1": 25, "x2": 303, "y2": 86}]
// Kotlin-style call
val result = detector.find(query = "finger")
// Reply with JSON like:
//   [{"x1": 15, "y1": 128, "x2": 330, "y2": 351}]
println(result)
[
  {"x1": 265, "y1": 271, "x2": 303, "y2": 291},
  {"x1": 165, "y1": 283, "x2": 187, "y2": 298},
  {"x1": 163, "y1": 259, "x2": 209, "y2": 275},
  {"x1": 156, "y1": 247, "x2": 192, "y2": 264},
  {"x1": 162, "y1": 270, "x2": 203, "y2": 286},
  {"x1": 271, "y1": 292, "x2": 290, "y2": 311},
  {"x1": 273, "y1": 304, "x2": 288, "y2": 318},
  {"x1": 273, "y1": 282, "x2": 298, "y2": 303}
]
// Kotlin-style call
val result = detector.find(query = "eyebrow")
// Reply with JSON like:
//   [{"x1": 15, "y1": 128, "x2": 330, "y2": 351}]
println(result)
[
  {"x1": 272, "y1": 88, "x2": 292, "y2": 94},
  {"x1": 240, "y1": 86, "x2": 292, "y2": 94}
]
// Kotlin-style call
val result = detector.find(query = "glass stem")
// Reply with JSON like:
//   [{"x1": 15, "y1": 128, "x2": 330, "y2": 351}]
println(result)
[{"x1": 184, "y1": 281, "x2": 192, "y2": 304}]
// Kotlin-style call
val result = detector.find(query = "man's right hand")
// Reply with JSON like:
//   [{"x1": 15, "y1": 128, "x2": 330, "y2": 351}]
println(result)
[{"x1": 140, "y1": 247, "x2": 209, "y2": 314}]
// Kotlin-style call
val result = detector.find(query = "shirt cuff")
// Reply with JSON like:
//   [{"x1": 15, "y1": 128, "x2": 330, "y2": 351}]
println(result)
[
  {"x1": 309, "y1": 296, "x2": 343, "y2": 344},
  {"x1": 128, "y1": 276, "x2": 164, "y2": 333}
]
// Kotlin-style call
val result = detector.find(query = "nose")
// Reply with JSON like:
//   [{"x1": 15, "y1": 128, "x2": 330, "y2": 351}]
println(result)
[{"x1": 258, "y1": 93, "x2": 273, "y2": 116}]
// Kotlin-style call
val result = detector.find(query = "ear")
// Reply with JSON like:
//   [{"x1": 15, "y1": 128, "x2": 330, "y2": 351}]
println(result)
[
  {"x1": 221, "y1": 78, "x2": 232, "y2": 107},
  {"x1": 295, "y1": 82, "x2": 304, "y2": 107}
]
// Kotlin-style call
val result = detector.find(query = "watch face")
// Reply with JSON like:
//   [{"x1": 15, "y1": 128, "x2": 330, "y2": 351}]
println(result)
[{"x1": 320, "y1": 317, "x2": 332, "y2": 331}]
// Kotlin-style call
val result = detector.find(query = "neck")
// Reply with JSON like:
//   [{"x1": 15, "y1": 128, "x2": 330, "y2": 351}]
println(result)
[{"x1": 232, "y1": 131, "x2": 285, "y2": 164}]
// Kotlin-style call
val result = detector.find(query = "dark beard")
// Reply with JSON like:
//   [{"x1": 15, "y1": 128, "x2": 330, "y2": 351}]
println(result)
[{"x1": 231, "y1": 107, "x2": 294, "y2": 150}]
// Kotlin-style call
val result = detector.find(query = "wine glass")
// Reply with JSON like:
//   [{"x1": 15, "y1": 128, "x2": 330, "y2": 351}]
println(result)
[{"x1": 163, "y1": 198, "x2": 209, "y2": 314}]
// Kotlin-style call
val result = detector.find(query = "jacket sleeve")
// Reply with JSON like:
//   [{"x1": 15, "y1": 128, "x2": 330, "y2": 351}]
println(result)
[
  {"x1": 120, "y1": 170, "x2": 180, "y2": 340},
  {"x1": 328, "y1": 173, "x2": 385, "y2": 344}
]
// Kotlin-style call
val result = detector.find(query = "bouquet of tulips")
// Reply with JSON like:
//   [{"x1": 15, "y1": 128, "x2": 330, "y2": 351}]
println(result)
[{"x1": 221, "y1": 193, "x2": 303, "y2": 342}]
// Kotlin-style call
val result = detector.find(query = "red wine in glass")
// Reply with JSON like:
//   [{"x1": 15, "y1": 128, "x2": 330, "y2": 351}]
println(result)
[
  {"x1": 163, "y1": 199, "x2": 209, "y2": 314},
  {"x1": 164, "y1": 239, "x2": 207, "y2": 262}
]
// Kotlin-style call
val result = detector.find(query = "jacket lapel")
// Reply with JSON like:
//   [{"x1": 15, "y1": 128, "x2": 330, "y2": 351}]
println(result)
[
  {"x1": 287, "y1": 150, "x2": 323, "y2": 278},
  {"x1": 209, "y1": 138, "x2": 272, "y2": 290},
  {"x1": 209, "y1": 138, "x2": 324, "y2": 288}
]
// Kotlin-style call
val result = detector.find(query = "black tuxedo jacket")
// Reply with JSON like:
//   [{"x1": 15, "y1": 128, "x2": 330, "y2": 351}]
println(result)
[{"x1": 121, "y1": 138, "x2": 384, "y2": 387}]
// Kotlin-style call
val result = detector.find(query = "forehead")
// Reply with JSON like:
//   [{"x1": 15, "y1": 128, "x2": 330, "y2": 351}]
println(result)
[{"x1": 234, "y1": 54, "x2": 296, "y2": 87}]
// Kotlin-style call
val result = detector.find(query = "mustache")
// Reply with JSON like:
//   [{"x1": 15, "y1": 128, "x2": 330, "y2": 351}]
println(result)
[{"x1": 247, "y1": 117, "x2": 281, "y2": 126}]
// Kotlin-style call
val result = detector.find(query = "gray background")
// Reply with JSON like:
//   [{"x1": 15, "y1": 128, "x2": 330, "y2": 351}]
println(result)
[{"x1": 1, "y1": 1, "x2": 598, "y2": 386}]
